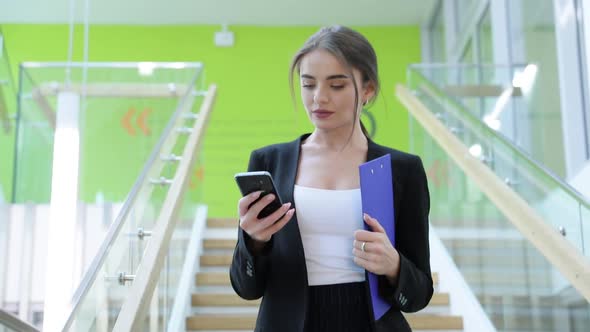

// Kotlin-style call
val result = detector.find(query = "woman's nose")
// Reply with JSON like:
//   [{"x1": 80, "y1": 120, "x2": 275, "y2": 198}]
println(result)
[{"x1": 313, "y1": 87, "x2": 328, "y2": 104}]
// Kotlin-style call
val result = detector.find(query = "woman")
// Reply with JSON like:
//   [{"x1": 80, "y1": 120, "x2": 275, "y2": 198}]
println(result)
[{"x1": 230, "y1": 26, "x2": 432, "y2": 332}]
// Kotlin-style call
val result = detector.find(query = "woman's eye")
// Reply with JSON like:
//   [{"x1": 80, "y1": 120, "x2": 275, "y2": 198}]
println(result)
[
  {"x1": 302, "y1": 84, "x2": 315, "y2": 89},
  {"x1": 331, "y1": 85, "x2": 345, "y2": 90}
]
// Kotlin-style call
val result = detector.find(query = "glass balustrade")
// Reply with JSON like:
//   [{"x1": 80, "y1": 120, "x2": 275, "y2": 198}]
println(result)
[
  {"x1": 407, "y1": 66, "x2": 590, "y2": 259},
  {"x1": 408, "y1": 114, "x2": 590, "y2": 331}
]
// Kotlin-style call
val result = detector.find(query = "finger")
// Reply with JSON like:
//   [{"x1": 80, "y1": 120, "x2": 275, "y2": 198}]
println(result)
[
  {"x1": 259, "y1": 202, "x2": 292, "y2": 227},
  {"x1": 238, "y1": 191, "x2": 263, "y2": 216},
  {"x1": 247, "y1": 193, "x2": 277, "y2": 219},
  {"x1": 353, "y1": 255, "x2": 371, "y2": 270},
  {"x1": 353, "y1": 239, "x2": 369, "y2": 252},
  {"x1": 354, "y1": 256, "x2": 380, "y2": 274},
  {"x1": 258, "y1": 208, "x2": 295, "y2": 239},
  {"x1": 364, "y1": 213, "x2": 386, "y2": 233},
  {"x1": 354, "y1": 230, "x2": 381, "y2": 242},
  {"x1": 250, "y1": 202, "x2": 292, "y2": 234},
  {"x1": 352, "y1": 247, "x2": 377, "y2": 261}
]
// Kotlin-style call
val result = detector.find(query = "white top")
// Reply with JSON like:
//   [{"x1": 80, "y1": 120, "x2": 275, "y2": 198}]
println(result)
[{"x1": 294, "y1": 184, "x2": 365, "y2": 286}]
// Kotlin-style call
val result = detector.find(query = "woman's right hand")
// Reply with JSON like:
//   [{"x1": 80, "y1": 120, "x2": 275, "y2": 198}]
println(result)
[{"x1": 238, "y1": 191, "x2": 295, "y2": 244}]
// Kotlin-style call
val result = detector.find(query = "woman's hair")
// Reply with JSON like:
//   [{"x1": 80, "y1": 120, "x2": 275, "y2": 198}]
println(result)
[{"x1": 289, "y1": 26, "x2": 380, "y2": 137}]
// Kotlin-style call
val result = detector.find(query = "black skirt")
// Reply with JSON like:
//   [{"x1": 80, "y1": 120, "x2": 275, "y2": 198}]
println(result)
[{"x1": 304, "y1": 281, "x2": 373, "y2": 332}]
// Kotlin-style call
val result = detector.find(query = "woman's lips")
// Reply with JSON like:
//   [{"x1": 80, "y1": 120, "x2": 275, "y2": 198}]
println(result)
[{"x1": 312, "y1": 110, "x2": 334, "y2": 119}]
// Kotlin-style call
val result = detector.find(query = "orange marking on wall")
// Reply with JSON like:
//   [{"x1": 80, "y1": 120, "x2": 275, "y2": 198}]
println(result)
[
  {"x1": 122, "y1": 108, "x2": 136, "y2": 136},
  {"x1": 137, "y1": 108, "x2": 152, "y2": 136}
]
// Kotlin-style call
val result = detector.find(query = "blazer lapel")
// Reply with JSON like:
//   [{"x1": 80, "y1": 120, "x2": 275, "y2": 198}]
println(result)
[{"x1": 281, "y1": 134, "x2": 306, "y2": 206}]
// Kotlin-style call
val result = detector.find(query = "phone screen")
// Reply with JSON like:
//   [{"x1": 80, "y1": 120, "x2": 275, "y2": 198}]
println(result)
[{"x1": 235, "y1": 171, "x2": 283, "y2": 219}]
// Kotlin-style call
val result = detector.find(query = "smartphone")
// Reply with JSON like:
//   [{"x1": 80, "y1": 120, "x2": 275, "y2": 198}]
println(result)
[{"x1": 235, "y1": 171, "x2": 284, "y2": 219}]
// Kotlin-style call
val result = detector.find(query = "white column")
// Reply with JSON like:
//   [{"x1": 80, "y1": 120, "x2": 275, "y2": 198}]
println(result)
[
  {"x1": 450, "y1": 0, "x2": 489, "y2": 63},
  {"x1": 490, "y1": 0, "x2": 518, "y2": 141},
  {"x1": 17, "y1": 204, "x2": 34, "y2": 322},
  {"x1": 444, "y1": 0, "x2": 459, "y2": 63},
  {"x1": 43, "y1": 91, "x2": 81, "y2": 331},
  {"x1": 0, "y1": 204, "x2": 8, "y2": 309},
  {"x1": 554, "y1": 0, "x2": 589, "y2": 176},
  {"x1": 421, "y1": 24, "x2": 432, "y2": 64},
  {"x1": 580, "y1": 0, "x2": 590, "y2": 158}
]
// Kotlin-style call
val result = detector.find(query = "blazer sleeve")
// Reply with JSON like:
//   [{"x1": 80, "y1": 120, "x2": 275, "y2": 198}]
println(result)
[
  {"x1": 229, "y1": 149, "x2": 273, "y2": 300},
  {"x1": 378, "y1": 155, "x2": 433, "y2": 313}
]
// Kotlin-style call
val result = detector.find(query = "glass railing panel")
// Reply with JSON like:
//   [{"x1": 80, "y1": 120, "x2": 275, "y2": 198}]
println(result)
[
  {"x1": 66, "y1": 170, "x2": 177, "y2": 331},
  {"x1": 583, "y1": 205, "x2": 590, "y2": 256},
  {"x1": 139, "y1": 98, "x2": 206, "y2": 331},
  {"x1": 17, "y1": 63, "x2": 200, "y2": 205},
  {"x1": 14, "y1": 62, "x2": 202, "y2": 302},
  {"x1": 53, "y1": 62, "x2": 204, "y2": 331},
  {"x1": 411, "y1": 63, "x2": 567, "y2": 178},
  {"x1": 0, "y1": 33, "x2": 17, "y2": 203},
  {"x1": 11, "y1": 66, "x2": 55, "y2": 204},
  {"x1": 0, "y1": 308, "x2": 40, "y2": 332},
  {"x1": 407, "y1": 67, "x2": 590, "y2": 258},
  {"x1": 0, "y1": 324, "x2": 31, "y2": 332},
  {"x1": 408, "y1": 115, "x2": 590, "y2": 332}
]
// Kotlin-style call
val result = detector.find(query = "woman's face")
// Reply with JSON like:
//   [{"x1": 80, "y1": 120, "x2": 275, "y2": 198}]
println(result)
[{"x1": 299, "y1": 49, "x2": 372, "y2": 132}]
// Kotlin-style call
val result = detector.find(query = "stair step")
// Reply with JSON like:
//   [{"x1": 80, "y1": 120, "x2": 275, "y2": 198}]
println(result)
[
  {"x1": 186, "y1": 313, "x2": 463, "y2": 330},
  {"x1": 192, "y1": 292, "x2": 450, "y2": 307},
  {"x1": 204, "y1": 239, "x2": 237, "y2": 250},
  {"x1": 196, "y1": 272, "x2": 230, "y2": 286},
  {"x1": 192, "y1": 294, "x2": 261, "y2": 306},
  {"x1": 197, "y1": 271, "x2": 440, "y2": 287},
  {"x1": 201, "y1": 254, "x2": 234, "y2": 266},
  {"x1": 208, "y1": 218, "x2": 238, "y2": 228}
]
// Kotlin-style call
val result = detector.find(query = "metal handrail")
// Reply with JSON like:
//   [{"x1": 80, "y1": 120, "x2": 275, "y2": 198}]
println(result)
[
  {"x1": 59, "y1": 63, "x2": 203, "y2": 331},
  {"x1": 408, "y1": 67, "x2": 590, "y2": 211},
  {"x1": 408, "y1": 63, "x2": 529, "y2": 69},
  {"x1": 21, "y1": 62, "x2": 203, "y2": 69},
  {"x1": 0, "y1": 308, "x2": 40, "y2": 332}
]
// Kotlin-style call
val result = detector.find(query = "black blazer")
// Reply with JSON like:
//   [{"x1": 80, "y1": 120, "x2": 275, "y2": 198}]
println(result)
[{"x1": 230, "y1": 134, "x2": 433, "y2": 332}]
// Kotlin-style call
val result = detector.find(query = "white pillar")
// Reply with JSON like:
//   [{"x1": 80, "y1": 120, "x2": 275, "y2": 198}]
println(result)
[
  {"x1": 0, "y1": 204, "x2": 8, "y2": 309},
  {"x1": 17, "y1": 204, "x2": 34, "y2": 322},
  {"x1": 490, "y1": 0, "x2": 518, "y2": 141},
  {"x1": 554, "y1": 0, "x2": 589, "y2": 176},
  {"x1": 43, "y1": 91, "x2": 81, "y2": 331},
  {"x1": 444, "y1": 0, "x2": 459, "y2": 63},
  {"x1": 583, "y1": 0, "x2": 590, "y2": 156}
]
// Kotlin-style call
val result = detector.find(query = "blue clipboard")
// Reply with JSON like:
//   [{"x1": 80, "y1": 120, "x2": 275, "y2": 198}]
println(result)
[{"x1": 359, "y1": 153, "x2": 395, "y2": 321}]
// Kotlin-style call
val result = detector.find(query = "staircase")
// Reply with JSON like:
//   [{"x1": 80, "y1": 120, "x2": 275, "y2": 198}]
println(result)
[{"x1": 186, "y1": 218, "x2": 464, "y2": 332}]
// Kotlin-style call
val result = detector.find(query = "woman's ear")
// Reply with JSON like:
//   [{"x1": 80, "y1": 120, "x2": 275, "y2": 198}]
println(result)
[{"x1": 363, "y1": 81, "x2": 376, "y2": 103}]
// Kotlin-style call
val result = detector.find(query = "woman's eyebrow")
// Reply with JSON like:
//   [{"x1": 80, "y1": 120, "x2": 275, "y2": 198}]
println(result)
[{"x1": 301, "y1": 74, "x2": 350, "y2": 80}]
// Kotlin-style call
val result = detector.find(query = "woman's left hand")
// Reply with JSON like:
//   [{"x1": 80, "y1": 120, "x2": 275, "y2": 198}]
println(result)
[{"x1": 353, "y1": 213, "x2": 400, "y2": 284}]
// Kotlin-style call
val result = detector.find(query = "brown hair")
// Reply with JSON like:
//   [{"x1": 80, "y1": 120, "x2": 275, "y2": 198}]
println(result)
[{"x1": 289, "y1": 26, "x2": 380, "y2": 137}]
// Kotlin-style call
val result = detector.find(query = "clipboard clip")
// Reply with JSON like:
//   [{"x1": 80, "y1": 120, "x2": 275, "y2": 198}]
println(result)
[{"x1": 370, "y1": 163, "x2": 385, "y2": 174}]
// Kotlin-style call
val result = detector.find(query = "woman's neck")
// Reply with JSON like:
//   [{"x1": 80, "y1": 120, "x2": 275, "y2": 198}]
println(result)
[{"x1": 306, "y1": 125, "x2": 368, "y2": 152}]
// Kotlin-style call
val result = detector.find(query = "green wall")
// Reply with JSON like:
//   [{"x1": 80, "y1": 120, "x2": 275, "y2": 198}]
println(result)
[{"x1": 0, "y1": 24, "x2": 421, "y2": 216}]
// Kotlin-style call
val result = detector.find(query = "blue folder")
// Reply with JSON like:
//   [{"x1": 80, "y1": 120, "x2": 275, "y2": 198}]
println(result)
[{"x1": 359, "y1": 153, "x2": 395, "y2": 321}]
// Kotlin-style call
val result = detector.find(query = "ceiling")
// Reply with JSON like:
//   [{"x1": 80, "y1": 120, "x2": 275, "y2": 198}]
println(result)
[{"x1": 0, "y1": 0, "x2": 437, "y2": 26}]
